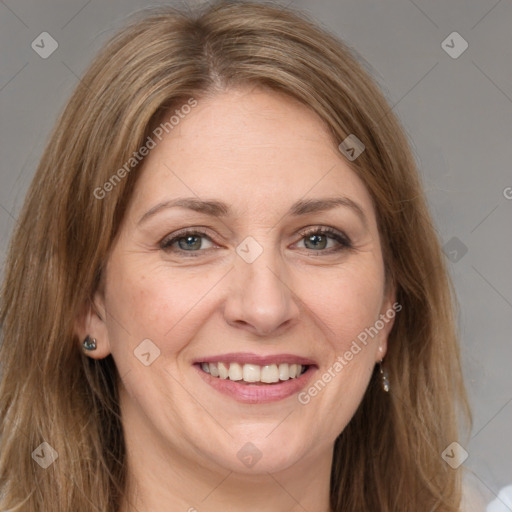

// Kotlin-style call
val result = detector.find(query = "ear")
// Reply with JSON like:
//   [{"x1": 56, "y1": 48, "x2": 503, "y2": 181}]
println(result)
[
  {"x1": 74, "y1": 289, "x2": 112, "y2": 359},
  {"x1": 375, "y1": 278, "x2": 399, "y2": 363}
]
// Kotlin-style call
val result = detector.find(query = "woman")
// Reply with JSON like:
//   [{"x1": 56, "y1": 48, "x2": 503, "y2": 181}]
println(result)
[{"x1": 0, "y1": 1, "x2": 471, "y2": 510}]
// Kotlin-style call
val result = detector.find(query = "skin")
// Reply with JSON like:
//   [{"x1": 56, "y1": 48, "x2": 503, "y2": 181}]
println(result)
[{"x1": 77, "y1": 85, "x2": 396, "y2": 512}]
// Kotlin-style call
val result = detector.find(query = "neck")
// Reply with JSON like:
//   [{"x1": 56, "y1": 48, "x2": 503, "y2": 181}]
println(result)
[{"x1": 118, "y1": 421, "x2": 333, "y2": 512}]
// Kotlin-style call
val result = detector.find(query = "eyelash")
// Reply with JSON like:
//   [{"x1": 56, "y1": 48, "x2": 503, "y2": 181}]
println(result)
[{"x1": 159, "y1": 226, "x2": 352, "y2": 257}]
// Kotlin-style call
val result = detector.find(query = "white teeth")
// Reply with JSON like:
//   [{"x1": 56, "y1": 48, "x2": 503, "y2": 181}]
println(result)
[
  {"x1": 279, "y1": 363, "x2": 290, "y2": 381},
  {"x1": 228, "y1": 362, "x2": 243, "y2": 381},
  {"x1": 201, "y1": 362, "x2": 308, "y2": 383},
  {"x1": 209, "y1": 363, "x2": 219, "y2": 377},
  {"x1": 243, "y1": 364, "x2": 261, "y2": 382},
  {"x1": 261, "y1": 364, "x2": 279, "y2": 383},
  {"x1": 218, "y1": 362, "x2": 229, "y2": 379}
]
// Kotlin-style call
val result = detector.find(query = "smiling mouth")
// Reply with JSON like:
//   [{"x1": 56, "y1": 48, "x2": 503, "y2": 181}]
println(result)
[{"x1": 198, "y1": 362, "x2": 309, "y2": 385}]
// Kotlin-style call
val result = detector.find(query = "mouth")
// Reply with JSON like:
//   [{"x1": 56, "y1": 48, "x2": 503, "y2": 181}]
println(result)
[
  {"x1": 198, "y1": 361, "x2": 309, "y2": 384},
  {"x1": 193, "y1": 353, "x2": 317, "y2": 403}
]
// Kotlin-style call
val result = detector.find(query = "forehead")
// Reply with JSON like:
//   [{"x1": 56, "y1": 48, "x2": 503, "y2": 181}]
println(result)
[{"x1": 129, "y1": 87, "x2": 375, "y2": 222}]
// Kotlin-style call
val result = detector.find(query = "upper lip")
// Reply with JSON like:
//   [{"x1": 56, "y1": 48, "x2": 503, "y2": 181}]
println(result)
[{"x1": 193, "y1": 352, "x2": 317, "y2": 366}]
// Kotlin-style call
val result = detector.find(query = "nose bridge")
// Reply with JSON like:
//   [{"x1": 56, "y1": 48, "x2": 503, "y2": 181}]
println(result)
[
  {"x1": 240, "y1": 241, "x2": 284, "y2": 297},
  {"x1": 224, "y1": 233, "x2": 299, "y2": 335},
  {"x1": 237, "y1": 233, "x2": 288, "y2": 306}
]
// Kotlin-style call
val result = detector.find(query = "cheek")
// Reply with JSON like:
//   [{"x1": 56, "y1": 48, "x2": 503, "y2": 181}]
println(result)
[
  {"x1": 303, "y1": 259, "x2": 385, "y2": 350},
  {"x1": 104, "y1": 259, "x2": 218, "y2": 353}
]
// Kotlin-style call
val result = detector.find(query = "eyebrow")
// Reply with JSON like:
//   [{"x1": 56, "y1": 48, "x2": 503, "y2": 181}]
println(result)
[{"x1": 138, "y1": 196, "x2": 368, "y2": 227}]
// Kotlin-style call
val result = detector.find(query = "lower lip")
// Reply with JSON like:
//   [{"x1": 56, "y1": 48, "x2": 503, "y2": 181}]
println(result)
[{"x1": 194, "y1": 364, "x2": 317, "y2": 404}]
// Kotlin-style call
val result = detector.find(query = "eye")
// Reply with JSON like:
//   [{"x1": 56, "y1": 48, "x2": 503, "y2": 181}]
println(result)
[
  {"x1": 160, "y1": 228, "x2": 216, "y2": 255},
  {"x1": 160, "y1": 226, "x2": 352, "y2": 257},
  {"x1": 295, "y1": 227, "x2": 352, "y2": 253}
]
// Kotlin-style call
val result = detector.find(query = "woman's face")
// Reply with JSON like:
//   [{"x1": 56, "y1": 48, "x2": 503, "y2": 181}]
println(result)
[{"x1": 86, "y1": 86, "x2": 396, "y2": 475}]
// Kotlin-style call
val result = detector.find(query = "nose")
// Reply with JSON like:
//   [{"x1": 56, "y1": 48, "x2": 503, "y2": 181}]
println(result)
[{"x1": 223, "y1": 243, "x2": 300, "y2": 337}]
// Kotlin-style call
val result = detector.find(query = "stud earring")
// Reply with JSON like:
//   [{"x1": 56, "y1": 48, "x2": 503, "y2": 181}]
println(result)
[
  {"x1": 379, "y1": 359, "x2": 390, "y2": 392},
  {"x1": 82, "y1": 335, "x2": 97, "y2": 351}
]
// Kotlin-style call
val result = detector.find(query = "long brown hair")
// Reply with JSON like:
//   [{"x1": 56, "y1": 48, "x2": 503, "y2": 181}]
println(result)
[{"x1": 0, "y1": 1, "x2": 471, "y2": 510}]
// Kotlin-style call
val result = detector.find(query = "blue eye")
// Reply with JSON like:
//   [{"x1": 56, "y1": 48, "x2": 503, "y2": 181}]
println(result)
[
  {"x1": 160, "y1": 227, "x2": 352, "y2": 257},
  {"x1": 297, "y1": 227, "x2": 352, "y2": 252},
  {"x1": 160, "y1": 228, "x2": 214, "y2": 255}
]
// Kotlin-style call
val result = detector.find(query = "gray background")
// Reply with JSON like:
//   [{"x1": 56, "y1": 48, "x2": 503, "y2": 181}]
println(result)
[{"x1": 1, "y1": 0, "x2": 511, "y2": 506}]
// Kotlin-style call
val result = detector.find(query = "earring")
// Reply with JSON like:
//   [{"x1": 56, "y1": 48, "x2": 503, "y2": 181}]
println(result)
[
  {"x1": 379, "y1": 359, "x2": 390, "y2": 392},
  {"x1": 82, "y1": 335, "x2": 97, "y2": 351}
]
